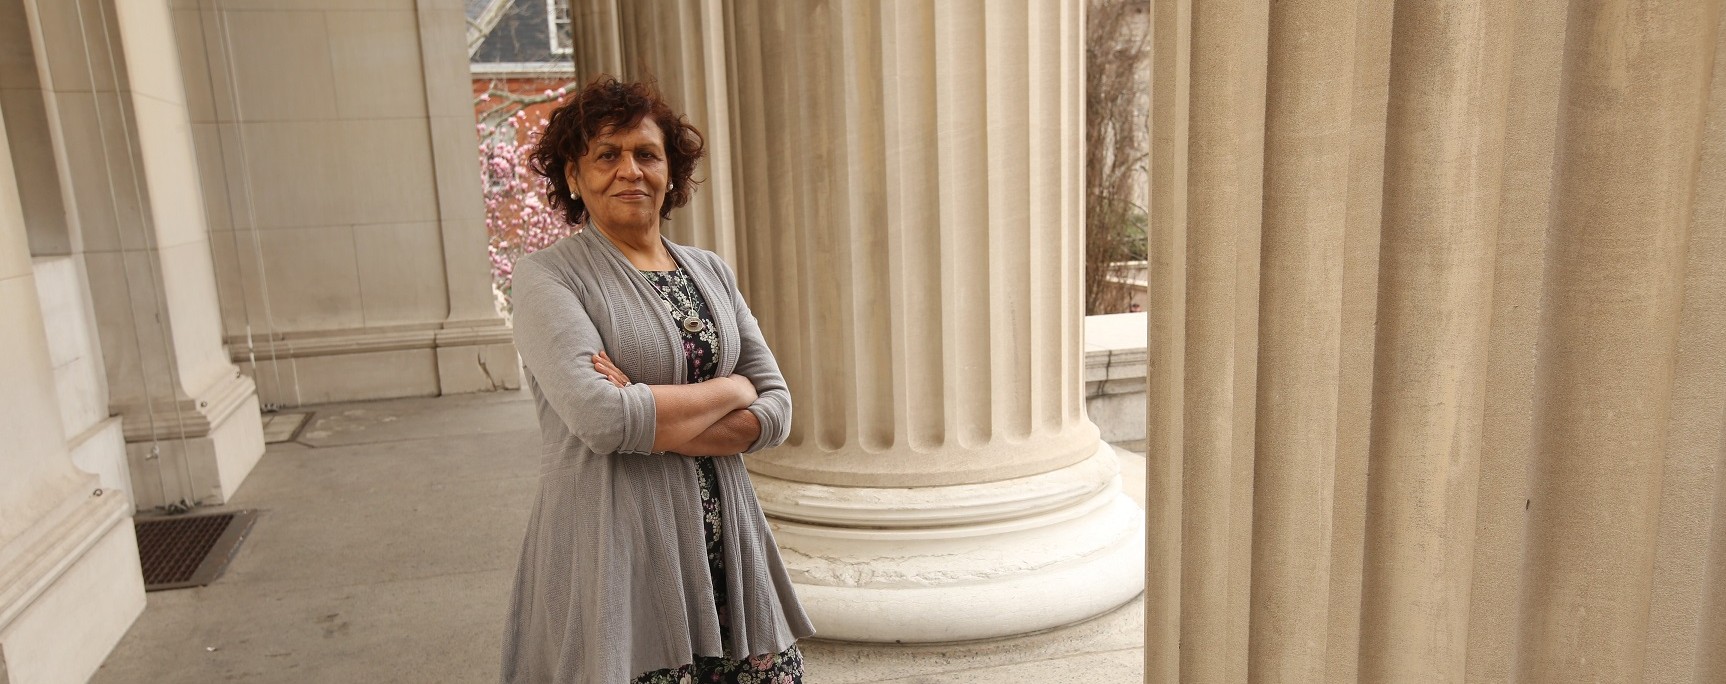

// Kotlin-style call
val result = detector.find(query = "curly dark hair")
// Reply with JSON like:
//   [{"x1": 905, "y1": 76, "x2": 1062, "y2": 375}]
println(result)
[{"x1": 530, "y1": 75, "x2": 705, "y2": 225}]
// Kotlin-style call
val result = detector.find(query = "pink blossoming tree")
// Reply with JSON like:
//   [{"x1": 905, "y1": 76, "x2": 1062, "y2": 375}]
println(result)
[{"x1": 474, "y1": 82, "x2": 578, "y2": 317}]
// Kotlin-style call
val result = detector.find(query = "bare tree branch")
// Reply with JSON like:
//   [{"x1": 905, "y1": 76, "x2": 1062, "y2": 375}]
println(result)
[{"x1": 1084, "y1": 0, "x2": 1151, "y2": 315}]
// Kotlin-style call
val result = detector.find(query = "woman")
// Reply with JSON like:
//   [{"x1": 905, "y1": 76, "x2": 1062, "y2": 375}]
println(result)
[{"x1": 500, "y1": 76, "x2": 814, "y2": 684}]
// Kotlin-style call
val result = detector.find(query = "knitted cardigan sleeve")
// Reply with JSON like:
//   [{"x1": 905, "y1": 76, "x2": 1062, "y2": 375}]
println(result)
[
  {"x1": 707, "y1": 251, "x2": 793, "y2": 454},
  {"x1": 510, "y1": 253, "x2": 659, "y2": 455}
]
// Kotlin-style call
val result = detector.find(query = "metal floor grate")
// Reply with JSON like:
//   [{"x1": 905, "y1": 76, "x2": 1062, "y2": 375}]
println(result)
[{"x1": 135, "y1": 510, "x2": 258, "y2": 591}]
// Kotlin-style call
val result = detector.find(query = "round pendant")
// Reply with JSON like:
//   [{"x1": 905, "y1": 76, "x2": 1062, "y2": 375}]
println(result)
[{"x1": 682, "y1": 317, "x2": 705, "y2": 333}]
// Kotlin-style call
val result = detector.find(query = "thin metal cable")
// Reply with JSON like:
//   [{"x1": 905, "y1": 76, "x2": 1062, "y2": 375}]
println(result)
[
  {"x1": 190, "y1": 0, "x2": 267, "y2": 396},
  {"x1": 91, "y1": 0, "x2": 201, "y2": 511},
  {"x1": 211, "y1": 0, "x2": 304, "y2": 407},
  {"x1": 67, "y1": 0, "x2": 175, "y2": 509}
]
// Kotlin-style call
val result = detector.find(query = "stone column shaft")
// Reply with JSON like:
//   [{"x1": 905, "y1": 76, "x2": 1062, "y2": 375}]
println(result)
[
  {"x1": 1247, "y1": 1, "x2": 1358, "y2": 680},
  {"x1": 716, "y1": 0, "x2": 1142, "y2": 643},
  {"x1": 1145, "y1": 0, "x2": 1187, "y2": 675},
  {"x1": 1520, "y1": 2, "x2": 1723, "y2": 680},
  {"x1": 1356, "y1": 0, "x2": 1514, "y2": 679},
  {"x1": 1148, "y1": 0, "x2": 1726, "y2": 680},
  {"x1": 613, "y1": 0, "x2": 738, "y2": 264},
  {"x1": 1169, "y1": 0, "x2": 1269, "y2": 681},
  {"x1": 1461, "y1": 0, "x2": 1567, "y2": 679}
]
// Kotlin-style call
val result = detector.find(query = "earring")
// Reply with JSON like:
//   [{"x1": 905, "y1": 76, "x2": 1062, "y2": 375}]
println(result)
[
  {"x1": 668, "y1": 182, "x2": 675, "y2": 190},
  {"x1": 570, "y1": 190, "x2": 578, "y2": 200}
]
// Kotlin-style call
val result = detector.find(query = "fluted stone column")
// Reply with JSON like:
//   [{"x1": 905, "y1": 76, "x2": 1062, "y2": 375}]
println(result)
[
  {"x1": 612, "y1": 0, "x2": 739, "y2": 264},
  {"x1": 566, "y1": 0, "x2": 623, "y2": 82},
  {"x1": 1357, "y1": 0, "x2": 1513, "y2": 679},
  {"x1": 1148, "y1": 0, "x2": 1726, "y2": 681},
  {"x1": 1520, "y1": 2, "x2": 1723, "y2": 680},
  {"x1": 719, "y1": 0, "x2": 1144, "y2": 642}
]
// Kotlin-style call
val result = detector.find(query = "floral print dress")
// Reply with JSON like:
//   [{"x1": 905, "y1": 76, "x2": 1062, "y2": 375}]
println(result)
[{"x1": 630, "y1": 267, "x2": 806, "y2": 684}]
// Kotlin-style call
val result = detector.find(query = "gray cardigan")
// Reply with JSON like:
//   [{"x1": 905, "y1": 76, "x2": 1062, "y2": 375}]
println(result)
[{"x1": 499, "y1": 228, "x2": 814, "y2": 684}]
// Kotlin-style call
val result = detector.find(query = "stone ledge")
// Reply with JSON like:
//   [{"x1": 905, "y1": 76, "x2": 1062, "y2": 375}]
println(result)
[
  {"x1": 229, "y1": 321, "x2": 522, "y2": 406},
  {"x1": 224, "y1": 321, "x2": 514, "y2": 362},
  {"x1": 0, "y1": 482, "x2": 142, "y2": 684},
  {"x1": 1084, "y1": 313, "x2": 1146, "y2": 450}
]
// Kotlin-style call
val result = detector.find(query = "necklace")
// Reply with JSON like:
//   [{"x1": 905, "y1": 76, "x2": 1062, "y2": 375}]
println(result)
[{"x1": 646, "y1": 270, "x2": 705, "y2": 334}]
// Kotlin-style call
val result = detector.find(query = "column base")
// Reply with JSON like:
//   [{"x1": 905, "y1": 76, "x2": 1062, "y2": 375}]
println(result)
[
  {"x1": 756, "y1": 440, "x2": 1147, "y2": 642},
  {"x1": 121, "y1": 371, "x2": 265, "y2": 510},
  {"x1": 0, "y1": 480, "x2": 144, "y2": 684}
]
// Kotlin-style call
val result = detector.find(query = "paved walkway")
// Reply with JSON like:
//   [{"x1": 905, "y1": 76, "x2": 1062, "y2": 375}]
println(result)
[{"x1": 94, "y1": 389, "x2": 1145, "y2": 683}]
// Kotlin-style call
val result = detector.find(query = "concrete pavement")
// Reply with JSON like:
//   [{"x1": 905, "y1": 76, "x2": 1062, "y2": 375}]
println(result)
[{"x1": 93, "y1": 388, "x2": 1145, "y2": 683}]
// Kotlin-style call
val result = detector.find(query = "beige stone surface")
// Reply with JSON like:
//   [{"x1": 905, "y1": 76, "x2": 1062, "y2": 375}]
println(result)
[
  {"x1": 434, "y1": 341, "x2": 520, "y2": 395},
  {"x1": 45, "y1": 89, "x2": 152, "y2": 254},
  {"x1": 21, "y1": 0, "x2": 123, "y2": 94},
  {"x1": 253, "y1": 347, "x2": 440, "y2": 406},
  {"x1": 112, "y1": 0, "x2": 185, "y2": 107},
  {"x1": 230, "y1": 225, "x2": 363, "y2": 330},
  {"x1": 724, "y1": 0, "x2": 1096, "y2": 487},
  {"x1": 0, "y1": 277, "x2": 83, "y2": 528},
  {"x1": 327, "y1": 9, "x2": 427, "y2": 119},
  {"x1": 167, "y1": 0, "x2": 418, "y2": 9},
  {"x1": 170, "y1": 8, "x2": 228, "y2": 124},
  {"x1": 156, "y1": 239, "x2": 233, "y2": 392},
  {"x1": 608, "y1": 0, "x2": 738, "y2": 263},
  {"x1": 426, "y1": 113, "x2": 498, "y2": 323},
  {"x1": 1464, "y1": 2, "x2": 1566, "y2": 680},
  {"x1": 351, "y1": 221, "x2": 451, "y2": 324},
  {"x1": 0, "y1": 504, "x2": 144, "y2": 684},
  {"x1": 234, "y1": 119, "x2": 438, "y2": 229},
  {"x1": 127, "y1": 94, "x2": 206, "y2": 250},
  {"x1": 0, "y1": 87, "x2": 71, "y2": 255},
  {"x1": 1148, "y1": 0, "x2": 1726, "y2": 681},
  {"x1": 0, "y1": 0, "x2": 35, "y2": 91},
  {"x1": 33, "y1": 256, "x2": 111, "y2": 439},
  {"x1": 0, "y1": 89, "x2": 144, "y2": 684},
  {"x1": 168, "y1": 1, "x2": 514, "y2": 408},
  {"x1": 217, "y1": 11, "x2": 338, "y2": 121},
  {"x1": 1519, "y1": 3, "x2": 1722, "y2": 681},
  {"x1": 1356, "y1": 1, "x2": 1513, "y2": 679}
]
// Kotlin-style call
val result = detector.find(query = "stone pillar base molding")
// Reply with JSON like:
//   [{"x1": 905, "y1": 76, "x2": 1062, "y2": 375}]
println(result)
[
  {"x1": 228, "y1": 320, "x2": 521, "y2": 406},
  {"x1": 434, "y1": 322, "x2": 523, "y2": 396},
  {"x1": 758, "y1": 441, "x2": 1146, "y2": 642},
  {"x1": 69, "y1": 416, "x2": 129, "y2": 510},
  {"x1": 117, "y1": 371, "x2": 264, "y2": 510},
  {"x1": 0, "y1": 480, "x2": 144, "y2": 684}
]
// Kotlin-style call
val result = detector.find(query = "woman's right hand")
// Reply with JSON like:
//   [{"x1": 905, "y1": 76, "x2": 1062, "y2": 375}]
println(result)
[
  {"x1": 725, "y1": 374, "x2": 758, "y2": 408},
  {"x1": 594, "y1": 350, "x2": 631, "y2": 388}
]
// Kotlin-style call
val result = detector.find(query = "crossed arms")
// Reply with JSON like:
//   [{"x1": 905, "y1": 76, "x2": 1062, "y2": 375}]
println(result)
[
  {"x1": 510, "y1": 251, "x2": 792, "y2": 459},
  {"x1": 592, "y1": 350, "x2": 761, "y2": 456}
]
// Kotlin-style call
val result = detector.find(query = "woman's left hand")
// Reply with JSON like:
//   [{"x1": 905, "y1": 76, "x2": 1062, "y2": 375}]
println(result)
[{"x1": 593, "y1": 351, "x2": 631, "y2": 388}]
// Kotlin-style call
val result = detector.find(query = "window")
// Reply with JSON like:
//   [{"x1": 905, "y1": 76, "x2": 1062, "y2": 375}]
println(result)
[{"x1": 547, "y1": 0, "x2": 572, "y2": 55}]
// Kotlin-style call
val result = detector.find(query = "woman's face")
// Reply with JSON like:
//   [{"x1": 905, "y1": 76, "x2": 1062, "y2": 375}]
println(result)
[{"x1": 566, "y1": 117, "x2": 669, "y2": 234}]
